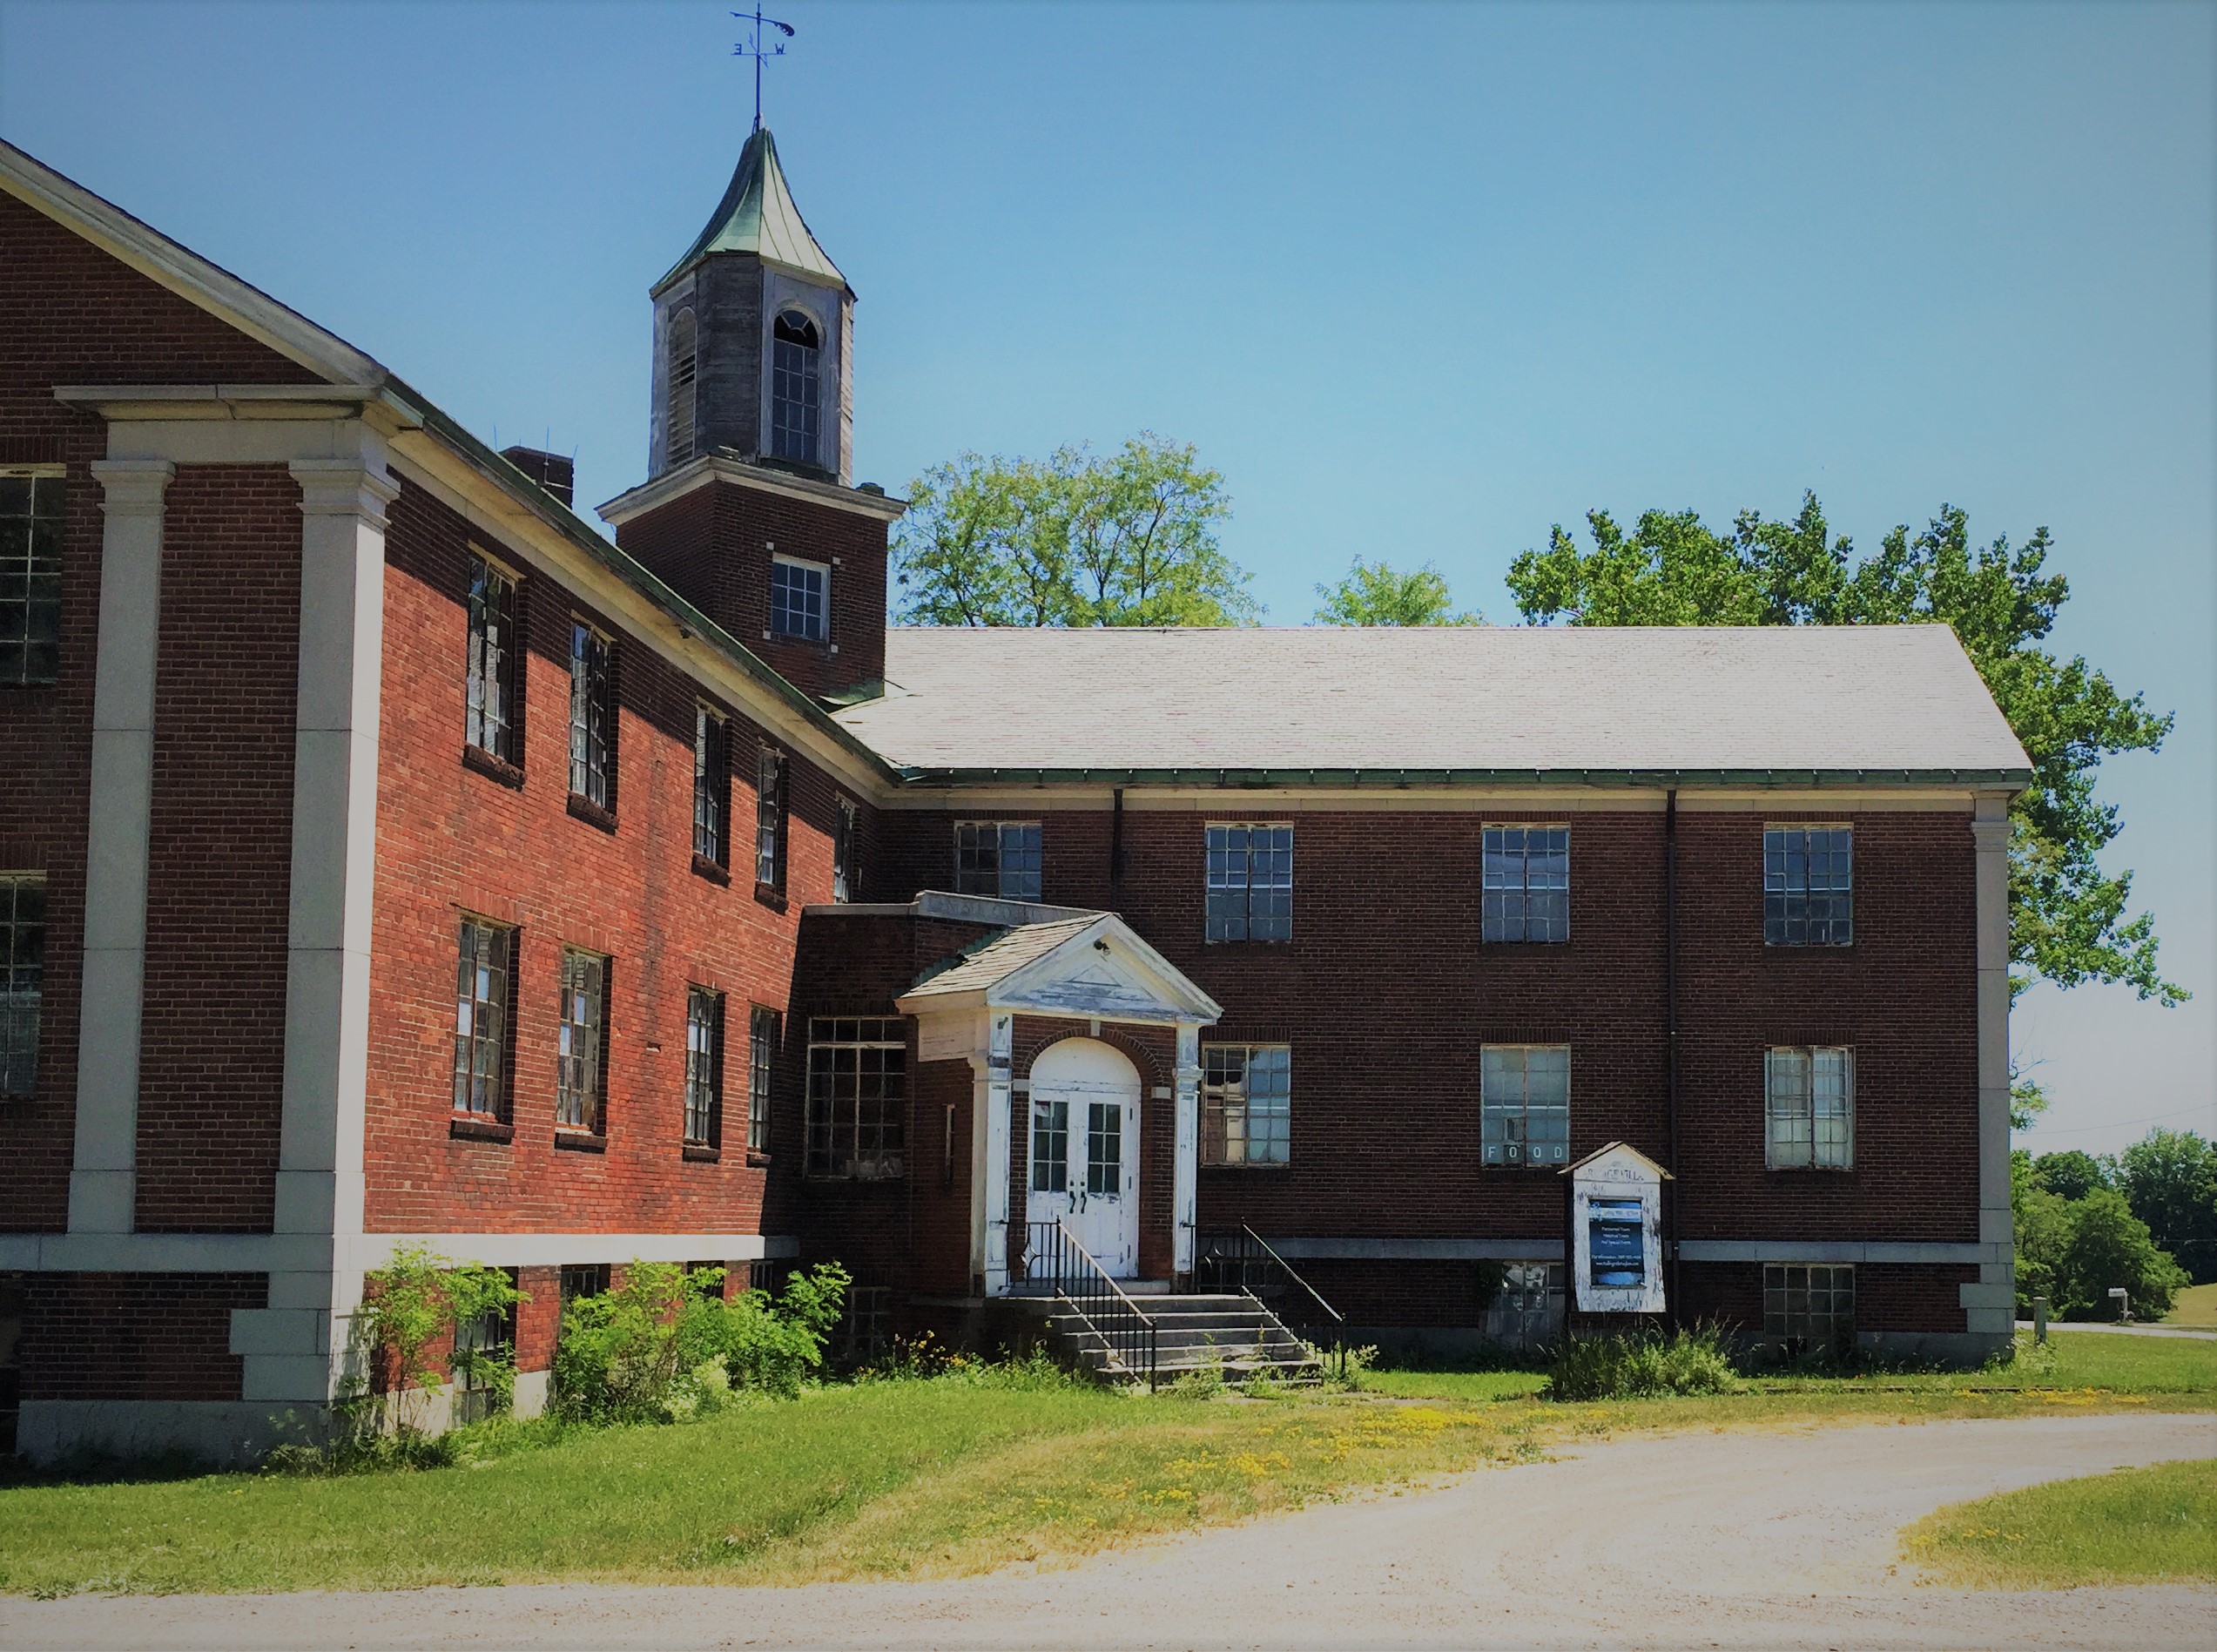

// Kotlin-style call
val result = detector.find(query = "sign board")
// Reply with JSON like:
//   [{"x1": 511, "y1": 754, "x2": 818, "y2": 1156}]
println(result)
[{"x1": 1565, "y1": 1143, "x2": 1669, "y2": 1315}]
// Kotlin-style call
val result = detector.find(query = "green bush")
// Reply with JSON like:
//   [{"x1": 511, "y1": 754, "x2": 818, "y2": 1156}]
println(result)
[
  {"x1": 347, "y1": 1245, "x2": 528, "y2": 1437},
  {"x1": 552, "y1": 1260, "x2": 849, "y2": 1422},
  {"x1": 1544, "y1": 1325, "x2": 1740, "y2": 1400},
  {"x1": 2057, "y1": 1189, "x2": 2189, "y2": 1320}
]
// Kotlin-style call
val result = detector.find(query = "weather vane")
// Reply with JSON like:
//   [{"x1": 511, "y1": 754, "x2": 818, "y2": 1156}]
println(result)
[{"x1": 732, "y1": 6, "x2": 795, "y2": 134}]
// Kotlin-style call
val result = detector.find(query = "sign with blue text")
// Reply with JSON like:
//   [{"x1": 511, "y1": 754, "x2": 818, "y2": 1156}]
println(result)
[{"x1": 1565, "y1": 1143, "x2": 1670, "y2": 1314}]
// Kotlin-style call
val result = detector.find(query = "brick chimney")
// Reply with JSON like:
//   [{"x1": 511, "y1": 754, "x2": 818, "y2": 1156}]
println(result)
[{"x1": 500, "y1": 445, "x2": 575, "y2": 508}]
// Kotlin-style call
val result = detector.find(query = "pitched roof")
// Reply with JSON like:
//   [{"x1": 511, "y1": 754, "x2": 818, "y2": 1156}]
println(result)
[
  {"x1": 836, "y1": 624, "x2": 2033, "y2": 784},
  {"x1": 905, "y1": 916, "x2": 1104, "y2": 999},
  {"x1": 657, "y1": 127, "x2": 847, "y2": 294}
]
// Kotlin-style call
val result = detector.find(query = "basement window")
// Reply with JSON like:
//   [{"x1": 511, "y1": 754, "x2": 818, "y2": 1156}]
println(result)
[
  {"x1": 464, "y1": 555, "x2": 519, "y2": 764},
  {"x1": 452, "y1": 917, "x2": 516, "y2": 1121},
  {"x1": 1206, "y1": 824, "x2": 1293, "y2": 943},
  {"x1": 1480, "y1": 1044, "x2": 1570, "y2": 1167},
  {"x1": 1766, "y1": 1047, "x2": 1853, "y2": 1170},
  {"x1": 568, "y1": 623, "x2": 617, "y2": 812},
  {"x1": 0, "y1": 873, "x2": 44, "y2": 1096},
  {"x1": 831, "y1": 1284, "x2": 891, "y2": 1370},
  {"x1": 452, "y1": 1271, "x2": 518, "y2": 1426},
  {"x1": 1764, "y1": 1263, "x2": 1856, "y2": 1358},
  {"x1": 1765, "y1": 826, "x2": 1853, "y2": 946},
  {"x1": 684, "y1": 987, "x2": 726, "y2": 1148},
  {"x1": 555, "y1": 947, "x2": 608, "y2": 1133},
  {"x1": 0, "y1": 472, "x2": 64, "y2": 687},
  {"x1": 1483, "y1": 826, "x2": 1569, "y2": 943},
  {"x1": 954, "y1": 821, "x2": 1042, "y2": 901},
  {"x1": 770, "y1": 554, "x2": 828, "y2": 643},
  {"x1": 1202, "y1": 1043, "x2": 1291, "y2": 1166},
  {"x1": 805, "y1": 1017, "x2": 906, "y2": 1179}
]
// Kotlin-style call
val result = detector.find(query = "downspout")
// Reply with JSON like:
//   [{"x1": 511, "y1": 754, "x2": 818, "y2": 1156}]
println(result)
[{"x1": 1665, "y1": 787, "x2": 1682, "y2": 1325}]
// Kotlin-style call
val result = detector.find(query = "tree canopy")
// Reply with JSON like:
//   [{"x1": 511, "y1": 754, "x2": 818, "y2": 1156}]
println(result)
[
  {"x1": 893, "y1": 435, "x2": 1253, "y2": 628},
  {"x1": 1312, "y1": 557, "x2": 1484, "y2": 626},
  {"x1": 1506, "y1": 493, "x2": 2186, "y2": 1011}
]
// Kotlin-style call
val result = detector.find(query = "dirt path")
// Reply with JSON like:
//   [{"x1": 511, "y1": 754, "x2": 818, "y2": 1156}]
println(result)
[{"x1": 6, "y1": 1413, "x2": 2213, "y2": 1650}]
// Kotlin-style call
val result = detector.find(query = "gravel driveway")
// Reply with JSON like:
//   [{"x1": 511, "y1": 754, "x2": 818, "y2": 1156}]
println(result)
[{"x1": 6, "y1": 1412, "x2": 2213, "y2": 1651}]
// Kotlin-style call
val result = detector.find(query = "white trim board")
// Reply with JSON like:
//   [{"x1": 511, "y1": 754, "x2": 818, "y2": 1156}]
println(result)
[{"x1": 0, "y1": 1231, "x2": 799, "y2": 1273}]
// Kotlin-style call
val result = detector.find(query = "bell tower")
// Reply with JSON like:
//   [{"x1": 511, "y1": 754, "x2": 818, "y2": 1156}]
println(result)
[{"x1": 648, "y1": 128, "x2": 853, "y2": 486}]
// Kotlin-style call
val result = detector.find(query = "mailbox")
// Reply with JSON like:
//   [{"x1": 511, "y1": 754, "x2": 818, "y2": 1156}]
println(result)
[{"x1": 1563, "y1": 1142, "x2": 1672, "y2": 1316}]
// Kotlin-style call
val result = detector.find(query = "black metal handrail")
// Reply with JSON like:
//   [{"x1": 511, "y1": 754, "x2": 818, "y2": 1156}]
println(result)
[
  {"x1": 1199, "y1": 1225, "x2": 1348, "y2": 1379},
  {"x1": 1018, "y1": 1220, "x2": 1160, "y2": 1390}
]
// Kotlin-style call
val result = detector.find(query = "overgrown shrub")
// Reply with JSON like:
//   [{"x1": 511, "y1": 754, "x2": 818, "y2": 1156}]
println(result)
[
  {"x1": 1544, "y1": 1325, "x2": 1739, "y2": 1400},
  {"x1": 552, "y1": 1260, "x2": 849, "y2": 1422},
  {"x1": 347, "y1": 1245, "x2": 528, "y2": 1437}
]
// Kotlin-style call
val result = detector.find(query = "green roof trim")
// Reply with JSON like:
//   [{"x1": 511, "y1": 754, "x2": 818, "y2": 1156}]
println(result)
[
  {"x1": 889, "y1": 765, "x2": 2035, "y2": 790},
  {"x1": 656, "y1": 127, "x2": 846, "y2": 295}
]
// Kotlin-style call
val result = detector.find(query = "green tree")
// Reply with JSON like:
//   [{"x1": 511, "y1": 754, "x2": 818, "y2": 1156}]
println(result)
[
  {"x1": 2032, "y1": 1149, "x2": 2114, "y2": 1202},
  {"x1": 2055, "y1": 1187, "x2": 2188, "y2": 1320},
  {"x1": 2011, "y1": 1150, "x2": 2070, "y2": 1315},
  {"x1": 893, "y1": 435, "x2": 1252, "y2": 628},
  {"x1": 1311, "y1": 556, "x2": 1484, "y2": 626},
  {"x1": 2114, "y1": 1129, "x2": 2217, "y2": 1285},
  {"x1": 1507, "y1": 494, "x2": 2186, "y2": 1010}
]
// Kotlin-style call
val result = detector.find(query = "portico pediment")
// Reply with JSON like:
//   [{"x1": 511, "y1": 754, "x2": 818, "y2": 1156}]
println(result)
[{"x1": 897, "y1": 912, "x2": 1220, "y2": 1029}]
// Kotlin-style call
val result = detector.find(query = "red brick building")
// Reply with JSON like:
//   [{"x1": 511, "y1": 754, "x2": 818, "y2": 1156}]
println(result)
[{"x1": 0, "y1": 131, "x2": 2027, "y2": 1464}]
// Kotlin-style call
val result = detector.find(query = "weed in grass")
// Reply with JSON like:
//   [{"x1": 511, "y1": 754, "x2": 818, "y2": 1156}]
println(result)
[{"x1": 1546, "y1": 1326, "x2": 1740, "y2": 1400}]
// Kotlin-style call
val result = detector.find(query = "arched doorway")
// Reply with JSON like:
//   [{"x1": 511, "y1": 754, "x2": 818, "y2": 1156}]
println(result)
[{"x1": 1026, "y1": 1039, "x2": 1142, "y2": 1278}]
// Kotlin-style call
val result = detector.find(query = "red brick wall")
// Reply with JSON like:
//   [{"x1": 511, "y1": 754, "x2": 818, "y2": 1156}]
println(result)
[
  {"x1": 363, "y1": 476, "x2": 867, "y2": 1237},
  {"x1": 614, "y1": 478, "x2": 888, "y2": 701},
  {"x1": 17, "y1": 1271, "x2": 264, "y2": 1401},
  {"x1": 1680, "y1": 1261, "x2": 1973, "y2": 1337},
  {"x1": 0, "y1": 185, "x2": 317, "y2": 1231},
  {"x1": 135, "y1": 465, "x2": 300, "y2": 1231}
]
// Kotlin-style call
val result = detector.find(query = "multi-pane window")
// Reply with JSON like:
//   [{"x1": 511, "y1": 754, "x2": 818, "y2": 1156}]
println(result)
[
  {"x1": 1480, "y1": 1044, "x2": 1571, "y2": 1167},
  {"x1": 755, "y1": 748, "x2": 788, "y2": 892},
  {"x1": 559, "y1": 1264, "x2": 610, "y2": 1309},
  {"x1": 747, "y1": 1005, "x2": 778, "y2": 1153},
  {"x1": 1085, "y1": 1101, "x2": 1122, "y2": 1196},
  {"x1": 770, "y1": 309, "x2": 822, "y2": 464},
  {"x1": 1030, "y1": 1093, "x2": 1069, "y2": 1192},
  {"x1": 954, "y1": 821, "x2": 1042, "y2": 901},
  {"x1": 666, "y1": 307, "x2": 698, "y2": 466},
  {"x1": 452, "y1": 1273, "x2": 518, "y2": 1426},
  {"x1": 568, "y1": 623, "x2": 616, "y2": 809},
  {"x1": 1765, "y1": 826, "x2": 1853, "y2": 946},
  {"x1": 1481, "y1": 1262, "x2": 1565, "y2": 1354},
  {"x1": 0, "y1": 473, "x2": 64, "y2": 687},
  {"x1": 684, "y1": 987, "x2": 725, "y2": 1148},
  {"x1": 1202, "y1": 1044, "x2": 1291, "y2": 1166},
  {"x1": 832, "y1": 797, "x2": 858, "y2": 903},
  {"x1": 555, "y1": 948, "x2": 607, "y2": 1133},
  {"x1": 1766, "y1": 1047, "x2": 1854, "y2": 1170},
  {"x1": 805, "y1": 1017, "x2": 907, "y2": 1179},
  {"x1": 832, "y1": 1285, "x2": 891, "y2": 1369},
  {"x1": 693, "y1": 705, "x2": 728, "y2": 866},
  {"x1": 1205, "y1": 824, "x2": 1293, "y2": 943},
  {"x1": 770, "y1": 555, "x2": 828, "y2": 643},
  {"x1": 465, "y1": 554, "x2": 518, "y2": 763},
  {"x1": 1764, "y1": 1264, "x2": 1856, "y2": 1356},
  {"x1": 1483, "y1": 826, "x2": 1569, "y2": 943},
  {"x1": 452, "y1": 918, "x2": 515, "y2": 1120},
  {"x1": 0, "y1": 875, "x2": 44, "y2": 1095}
]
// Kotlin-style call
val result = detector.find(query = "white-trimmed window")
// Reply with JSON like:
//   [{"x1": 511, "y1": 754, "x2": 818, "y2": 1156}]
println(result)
[
  {"x1": 1206, "y1": 824, "x2": 1293, "y2": 943},
  {"x1": 452, "y1": 917, "x2": 515, "y2": 1121},
  {"x1": 0, "y1": 873, "x2": 44, "y2": 1096},
  {"x1": 556, "y1": 947, "x2": 608, "y2": 1133},
  {"x1": 747, "y1": 1004, "x2": 778, "y2": 1153},
  {"x1": 1766, "y1": 1047, "x2": 1853, "y2": 1169},
  {"x1": 464, "y1": 553, "x2": 518, "y2": 764},
  {"x1": 770, "y1": 553, "x2": 828, "y2": 642},
  {"x1": 666, "y1": 307, "x2": 698, "y2": 466},
  {"x1": 1202, "y1": 1043, "x2": 1291, "y2": 1166},
  {"x1": 1481, "y1": 1044, "x2": 1570, "y2": 1167},
  {"x1": 568, "y1": 622, "x2": 616, "y2": 810},
  {"x1": 1483, "y1": 826, "x2": 1568, "y2": 943},
  {"x1": 805, "y1": 1016, "x2": 906, "y2": 1179},
  {"x1": 770, "y1": 308, "x2": 822, "y2": 465},
  {"x1": 1764, "y1": 1263, "x2": 1856, "y2": 1355},
  {"x1": 693, "y1": 705, "x2": 728, "y2": 867},
  {"x1": 684, "y1": 987, "x2": 725, "y2": 1148},
  {"x1": 1765, "y1": 826, "x2": 1852, "y2": 946},
  {"x1": 0, "y1": 471, "x2": 64, "y2": 687},
  {"x1": 954, "y1": 821, "x2": 1041, "y2": 901}
]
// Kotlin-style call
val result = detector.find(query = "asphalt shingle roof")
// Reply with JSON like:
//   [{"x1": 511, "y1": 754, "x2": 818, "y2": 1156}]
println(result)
[
  {"x1": 905, "y1": 916, "x2": 1104, "y2": 998},
  {"x1": 836, "y1": 624, "x2": 2032, "y2": 781}
]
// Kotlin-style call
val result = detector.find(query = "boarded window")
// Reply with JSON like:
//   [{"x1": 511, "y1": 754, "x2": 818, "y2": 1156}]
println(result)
[
  {"x1": 0, "y1": 473, "x2": 64, "y2": 687},
  {"x1": 1205, "y1": 824, "x2": 1293, "y2": 943},
  {"x1": 1481, "y1": 1045, "x2": 1570, "y2": 1167},
  {"x1": 452, "y1": 917, "x2": 515, "y2": 1120},
  {"x1": 805, "y1": 1017, "x2": 906, "y2": 1179},
  {"x1": 1765, "y1": 826, "x2": 1853, "y2": 946},
  {"x1": 954, "y1": 821, "x2": 1042, "y2": 901},
  {"x1": 667, "y1": 307, "x2": 698, "y2": 465},
  {"x1": 1483, "y1": 826, "x2": 1569, "y2": 943},
  {"x1": 1201, "y1": 1043, "x2": 1291, "y2": 1166},
  {"x1": 464, "y1": 555, "x2": 518, "y2": 763},
  {"x1": 1766, "y1": 1047, "x2": 1854, "y2": 1170}
]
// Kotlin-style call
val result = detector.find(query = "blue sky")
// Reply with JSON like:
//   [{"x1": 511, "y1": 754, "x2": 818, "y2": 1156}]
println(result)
[{"x1": 3, "y1": 1, "x2": 2209, "y2": 1154}]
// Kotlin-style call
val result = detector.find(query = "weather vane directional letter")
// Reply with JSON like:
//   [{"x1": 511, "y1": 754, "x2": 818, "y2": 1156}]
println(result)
[{"x1": 732, "y1": 6, "x2": 796, "y2": 134}]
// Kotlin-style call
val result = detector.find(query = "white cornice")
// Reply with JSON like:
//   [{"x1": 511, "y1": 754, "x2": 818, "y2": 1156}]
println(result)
[{"x1": 597, "y1": 452, "x2": 906, "y2": 529}]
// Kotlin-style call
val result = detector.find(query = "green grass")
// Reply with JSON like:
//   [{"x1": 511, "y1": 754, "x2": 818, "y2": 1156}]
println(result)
[
  {"x1": 1901, "y1": 1458, "x2": 2217, "y2": 1588},
  {"x1": 1359, "y1": 1367, "x2": 1550, "y2": 1403},
  {"x1": 2161, "y1": 1281, "x2": 2217, "y2": 1330}
]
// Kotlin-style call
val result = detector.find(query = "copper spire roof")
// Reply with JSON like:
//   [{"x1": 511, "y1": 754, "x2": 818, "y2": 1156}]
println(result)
[{"x1": 655, "y1": 127, "x2": 847, "y2": 295}]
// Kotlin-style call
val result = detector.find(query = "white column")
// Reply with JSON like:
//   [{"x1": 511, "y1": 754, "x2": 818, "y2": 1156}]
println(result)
[
  {"x1": 1173, "y1": 1022, "x2": 1200, "y2": 1278},
  {"x1": 1964, "y1": 796, "x2": 2015, "y2": 1338},
  {"x1": 67, "y1": 459, "x2": 174, "y2": 1234},
  {"x1": 245, "y1": 457, "x2": 395, "y2": 1407},
  {"x1": 981, "y1": 1012, "x2": 1014, "y2": 1295}
]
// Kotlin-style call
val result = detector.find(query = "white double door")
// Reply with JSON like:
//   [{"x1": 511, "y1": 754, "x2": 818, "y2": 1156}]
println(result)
[{"x1": 1025, "y1": 1038, "x2": 1141, "y2": 1278}]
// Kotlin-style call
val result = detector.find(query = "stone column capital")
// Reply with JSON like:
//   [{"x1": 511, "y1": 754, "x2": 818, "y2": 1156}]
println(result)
[
  {"x1": 289, "y1": 459, "x2": 399, "y2": 526},
  {"x1": 87, "y1": 457, "x2": 175, "y2": 513}
]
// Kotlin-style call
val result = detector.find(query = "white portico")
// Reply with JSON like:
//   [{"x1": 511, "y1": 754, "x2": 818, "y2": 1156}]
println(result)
[{"x1": 896, "y1": 911, "x2": 1221, "y2": 1297}]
